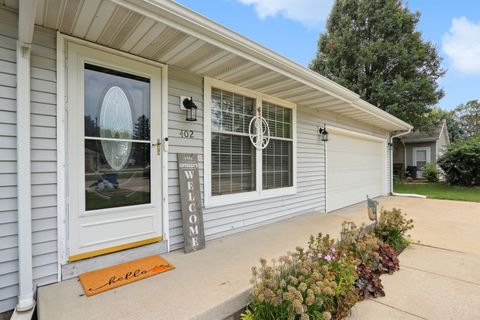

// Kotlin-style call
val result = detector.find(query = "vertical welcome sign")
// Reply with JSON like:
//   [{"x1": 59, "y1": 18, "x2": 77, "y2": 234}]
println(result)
[{"x1": 177, "y1": 154, "x2": 206, "y2": 253}]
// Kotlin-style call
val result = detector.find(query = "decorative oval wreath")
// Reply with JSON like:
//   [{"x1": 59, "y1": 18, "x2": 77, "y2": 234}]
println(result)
[{"x1": 248, "y1": 115, "x2": 271, "y2": 150}]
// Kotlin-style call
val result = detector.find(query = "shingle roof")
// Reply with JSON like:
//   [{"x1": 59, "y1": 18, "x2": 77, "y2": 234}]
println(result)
[{"x1": 401, "y1": 120, "x2": 445, "y2": 141}]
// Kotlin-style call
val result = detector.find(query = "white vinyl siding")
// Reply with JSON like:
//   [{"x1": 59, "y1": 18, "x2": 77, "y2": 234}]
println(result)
[
  {"x1": 0, "y1": 8, "x2": 58, "y2": 313},
  {"x1": 166, "y1": 68, "x2": 390, "y2": 249},
  {"x1": 168, "y1": 68, "x2": 325, "y2": 249}
]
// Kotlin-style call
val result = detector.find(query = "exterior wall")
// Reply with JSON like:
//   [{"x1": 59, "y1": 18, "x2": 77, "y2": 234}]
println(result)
[
  {"x1": 167, "y1": 67, "x2": 390, "y2": 249},
  {"x1": 0, "y1": 8, "x2": 58, "y2": 313},
  {"x1": 405, "y1": 141, "x2": 436, "y2": 166}
]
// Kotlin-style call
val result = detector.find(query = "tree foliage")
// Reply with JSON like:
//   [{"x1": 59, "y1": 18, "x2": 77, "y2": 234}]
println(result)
[
  {"x1": 454, "y1": 100, "x2": 480, "y2": 138},
  {"x1": 438, "y1": 136, "x2": 480, "y2": 186},
  {"x1": 310, "y1": 0, "x2": 445, "y2": 130}
]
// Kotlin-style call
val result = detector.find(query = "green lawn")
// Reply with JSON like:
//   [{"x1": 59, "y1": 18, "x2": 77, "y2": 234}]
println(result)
[{"x1": 394, "y1": 182, "x2": 480, "y2": 202}]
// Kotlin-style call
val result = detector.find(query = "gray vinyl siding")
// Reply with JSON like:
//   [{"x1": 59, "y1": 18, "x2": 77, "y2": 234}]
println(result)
[
  {"x1": 0, "y1": 8, "x2": 58, "y2": 313},
  {"x1": 167, "y1": 68, "x2": 389, "y2": 250}
]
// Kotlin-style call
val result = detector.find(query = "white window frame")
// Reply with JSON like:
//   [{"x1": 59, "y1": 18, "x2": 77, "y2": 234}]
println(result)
[
  {"x1": 204, "y1": 77, "x2": 297, "y2": 207},
  {"x1": 413, "y1": 147, "x2": 431, "y2": 167}
]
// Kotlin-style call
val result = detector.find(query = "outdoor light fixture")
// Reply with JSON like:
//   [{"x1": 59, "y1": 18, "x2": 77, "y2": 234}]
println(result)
[
  {"x1": 182, "y1": 97, "x2": 198, "y2": 121},
  {"x1": 318, "y1": 126, "x2": 329, "y2": 142}
]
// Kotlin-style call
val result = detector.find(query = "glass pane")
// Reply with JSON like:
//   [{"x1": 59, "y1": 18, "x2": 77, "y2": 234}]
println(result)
[
  {"x1": 416, "y1": 150, "x2": 427, "y2": 161},
  {"x1": 262, "y1": 139, "x2": 293, "y2": 190},
  {"x1": 84, "y1": 64, "x2": 150, "y2": 140},
  {"x1": 211, "y1": 133, "x2": 255, "y2": 195},
  {"x1": 262, "y1": 102, "x2": 292, "y2": 139},
  {"x1": 85, "y1": 140, "x2": 150, "y2": 211},
  {"x1": 211, "y1": 87, "x2": 255, "y2": 134}
]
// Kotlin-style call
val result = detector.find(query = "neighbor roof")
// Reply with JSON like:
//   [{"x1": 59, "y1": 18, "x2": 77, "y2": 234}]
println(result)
[{"x1": 401, "y1": 120, "x2": 446, "y2": 142}]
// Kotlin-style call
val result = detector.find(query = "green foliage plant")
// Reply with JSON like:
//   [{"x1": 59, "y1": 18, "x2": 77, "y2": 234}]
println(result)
[
  {"x1": 438, "y1": 136, "x2": 480, "y2": 186},
  {"x1": 421, "y1": 163, "x2": 439, "y2": 182},
  {"x1": 374, "y1": 208, "x2": 414, "y2": 252}
]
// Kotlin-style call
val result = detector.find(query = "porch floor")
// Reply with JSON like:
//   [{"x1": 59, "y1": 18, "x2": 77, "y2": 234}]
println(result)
[{"x1": 37, "y1": 197, "x2": 399, "y2": 320}]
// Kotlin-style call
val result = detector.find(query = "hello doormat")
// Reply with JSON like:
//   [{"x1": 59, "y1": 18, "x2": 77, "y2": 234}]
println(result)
[{"x1": 79, "y1": 255, "x2": 175, "y2": 296}]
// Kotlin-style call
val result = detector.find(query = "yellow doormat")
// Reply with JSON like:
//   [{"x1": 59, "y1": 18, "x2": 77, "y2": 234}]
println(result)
[{"x1": 79, "y1": 255, "x2": 175, "y2": 296}]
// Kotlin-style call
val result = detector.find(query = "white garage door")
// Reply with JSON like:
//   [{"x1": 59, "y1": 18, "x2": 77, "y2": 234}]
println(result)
[{"x1": 327, "y1": 129, "x2": 386, "y2": 212}]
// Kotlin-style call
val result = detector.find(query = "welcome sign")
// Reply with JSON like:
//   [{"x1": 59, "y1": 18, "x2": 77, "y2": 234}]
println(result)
[{"x1": 178, "y1": 154, "x2": 206, "y2": 253}]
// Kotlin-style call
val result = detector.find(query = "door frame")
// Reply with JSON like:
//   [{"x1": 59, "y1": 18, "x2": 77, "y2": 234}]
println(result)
[
  {"x1": 56, "y1": 33, "x2": 170, "y2": 269},
  {"x1": 412, "y1": 146, "x2": 431, "y2": 178}
]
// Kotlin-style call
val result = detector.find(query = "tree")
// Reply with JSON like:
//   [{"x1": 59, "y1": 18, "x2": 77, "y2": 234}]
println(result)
[
  {"x1": 429, "y1": 107, "x2": 464, "y2": 143},
  {"x1": 454, "y1": 100, "x2": 480, "y2": 138},
  {"x1": 310, "y1": 0, "x2": 445, "y2": 130}
]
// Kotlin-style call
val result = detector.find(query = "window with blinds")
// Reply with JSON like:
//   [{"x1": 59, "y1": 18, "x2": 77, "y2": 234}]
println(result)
[
  {"x1": 211, "y1": 88, "x2": 256, "y2": 195},
  {"x1": 262, "y1": 102, "x2": 293, "y2": 189}
]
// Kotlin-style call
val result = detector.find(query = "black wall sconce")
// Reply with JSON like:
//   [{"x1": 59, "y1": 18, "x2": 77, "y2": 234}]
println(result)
[
  {"x1": 318, "y1": 126, "x2": 329, "y2": 142},
  {"x1": 182, "y1": 97, "x2": 198, "y2": 122}
]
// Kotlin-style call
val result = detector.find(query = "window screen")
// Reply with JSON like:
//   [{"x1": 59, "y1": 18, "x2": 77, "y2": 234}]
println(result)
[
  {"x1": 211, "y1": 88, "x2": 256, "y2": 195},
  {"x1": 262, "y1": 102, "x2": 293, "y2": 190}
]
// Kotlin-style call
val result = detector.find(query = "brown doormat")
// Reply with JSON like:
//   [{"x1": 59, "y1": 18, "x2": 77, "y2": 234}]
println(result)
[{"x1": 79, "y1": 255, "x2": 175, "y2": 296}]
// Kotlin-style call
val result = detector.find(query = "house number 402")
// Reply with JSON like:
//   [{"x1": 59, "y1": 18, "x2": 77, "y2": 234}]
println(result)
[{"x1": 180, "y1": 129, "x2": 194, "y2": 138}]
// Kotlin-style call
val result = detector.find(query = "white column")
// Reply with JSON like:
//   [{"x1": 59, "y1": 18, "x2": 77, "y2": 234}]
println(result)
[
  {"x1": 15, "y1": 0, "x2": 38, "y2": 313},
  {"x1": 16, "y1": 40, "x2": 35, "y2": 312}
]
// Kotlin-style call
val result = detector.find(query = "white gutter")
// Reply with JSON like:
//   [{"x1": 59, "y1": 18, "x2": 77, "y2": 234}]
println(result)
[
  {"x1": 13, "y1": 0, "x2": 38, "y2": 319},
  {"x1": 389, "y1": 130, "x2": 426, "y2": 199}
]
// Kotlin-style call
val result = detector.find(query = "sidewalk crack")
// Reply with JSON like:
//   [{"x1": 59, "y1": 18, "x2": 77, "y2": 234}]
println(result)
[{"x1": 369, "y1": 299, "x2": 428, "y2": 319}]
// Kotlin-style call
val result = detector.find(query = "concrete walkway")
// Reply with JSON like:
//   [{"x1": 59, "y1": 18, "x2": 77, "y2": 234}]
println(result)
[
  {"x1": 349, "y1": 197, "x2": 480, "y2": 320},
  {"x1": 37, "y1": 197, "x2": 480, "y2": 320}
]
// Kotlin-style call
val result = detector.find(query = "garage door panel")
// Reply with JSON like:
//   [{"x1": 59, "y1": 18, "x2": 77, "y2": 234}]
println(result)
[{"x1": 327, "y1": 131, "x2": 385, "y2": 212}]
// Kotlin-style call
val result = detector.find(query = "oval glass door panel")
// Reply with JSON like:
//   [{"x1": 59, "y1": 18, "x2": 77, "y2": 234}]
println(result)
[
  {"x1": 100, "y1": 86, "x2": 133, "y2": 171},
  {"x1": 84, "y1": 64, "x2": 151, "y2": 211}
]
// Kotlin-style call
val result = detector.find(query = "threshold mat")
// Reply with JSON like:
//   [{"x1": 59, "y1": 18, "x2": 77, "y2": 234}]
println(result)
[{"x1": 79, "y1": 255, "x2": 175, "y2": 296}]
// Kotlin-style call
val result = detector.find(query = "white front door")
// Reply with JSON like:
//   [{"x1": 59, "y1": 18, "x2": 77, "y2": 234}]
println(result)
[
  {"x1": 67, "y1": 43, "x2": 163, "y2": 261},
  {"x1": 413, "y1": 147, "x2": 430, "y2": 178}
]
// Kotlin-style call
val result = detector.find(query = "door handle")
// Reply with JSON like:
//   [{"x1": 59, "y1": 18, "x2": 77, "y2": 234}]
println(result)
[{"x1": 152, "y1": 138, "x2": 161, "y2": 155}]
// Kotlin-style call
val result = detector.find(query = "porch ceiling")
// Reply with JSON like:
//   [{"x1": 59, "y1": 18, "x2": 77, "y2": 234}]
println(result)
[{"x1": 2, "y1": 0, "x2": 412, "y2": 132}]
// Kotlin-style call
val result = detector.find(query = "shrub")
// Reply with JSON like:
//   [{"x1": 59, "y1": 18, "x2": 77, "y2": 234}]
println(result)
[
  {"x1": 421, "y1": 163, "x2": 439, "y2": 182},
  {"x1": 377, "y1": 244, "x2": 400, "y2": 275},
  {"x1": 438, "y1": 136, "x2": 480, "y2": 186},
  {"x1": 245, "y1": 211, "x2": 414, "y2": 319},
  {"x1": 247, "y1": 247, "x2": 338, "y2": 320},
  {"x1": 355, "y1": 264, "x2": 385, "y2": 299},
  {"x1": 374, "y1": 208, "x2": 414, "y2": 253}
]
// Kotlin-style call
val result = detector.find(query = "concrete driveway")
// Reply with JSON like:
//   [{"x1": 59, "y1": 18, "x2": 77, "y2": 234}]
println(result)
[{"x1": 350, "y1": 197, "x2": 480, "y2": 320}]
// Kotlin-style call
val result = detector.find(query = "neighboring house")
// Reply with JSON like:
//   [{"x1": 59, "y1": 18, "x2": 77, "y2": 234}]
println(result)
[
  {"x1": 393, "y1": 120, "x2": 450, "y2": 178},
  {"x1": 0, "y1": 0, "x2": 412, "y2": 316}
]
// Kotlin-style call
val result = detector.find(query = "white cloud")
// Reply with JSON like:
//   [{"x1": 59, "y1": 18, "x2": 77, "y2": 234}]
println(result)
[
  {"x1": 236, "y1": 0, "x2": 333, "y2": 29},
  {"x1": 442, "y1": 17, "x2": 480, "y2": 75}
]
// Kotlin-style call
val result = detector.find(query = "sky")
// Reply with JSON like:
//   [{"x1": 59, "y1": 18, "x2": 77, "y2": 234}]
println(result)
[{"x1": 176, "y1": 0, "x2": 480, "y2": 111}]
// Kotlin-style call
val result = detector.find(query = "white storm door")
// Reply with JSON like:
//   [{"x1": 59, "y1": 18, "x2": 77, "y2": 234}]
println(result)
[
  {"x1": 67, "y1": 43, "x2": 163, "y2": 260},
  {"x1": 413, "y1": 147, "x2": 430, "y2": 178}
]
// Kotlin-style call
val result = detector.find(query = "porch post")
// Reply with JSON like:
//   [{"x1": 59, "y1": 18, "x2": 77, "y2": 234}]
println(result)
[{"x1": 16, "y1": 0, "x2": 38, "y2": 312}]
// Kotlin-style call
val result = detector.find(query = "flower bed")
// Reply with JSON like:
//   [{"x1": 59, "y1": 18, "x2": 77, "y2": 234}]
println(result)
[{"x1": 241, "y1": 208, "x2": 413, "y2": 320}]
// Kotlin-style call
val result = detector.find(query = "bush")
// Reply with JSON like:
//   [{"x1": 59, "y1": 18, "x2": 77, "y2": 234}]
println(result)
[
  {"x1": 245, "y1": 211, "x2": 414, "y2": 320},
  {"x1": 438, "y1": 136, "x2": 480, "y2": 186},
  {"x1": 374, "y1": 208, "x2": 414, "y2": 253},
  {"x1": 421, "y1": 163, "x2": 439, "y2": 182}
]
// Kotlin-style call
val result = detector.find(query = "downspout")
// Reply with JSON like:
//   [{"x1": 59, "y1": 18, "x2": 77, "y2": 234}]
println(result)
[
  {"x1": 13, "y1": 0, "x2": 38, "y2": 318},
  {"x1": 389, "y1": 129, "x2": 426, "y2": 199}
]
